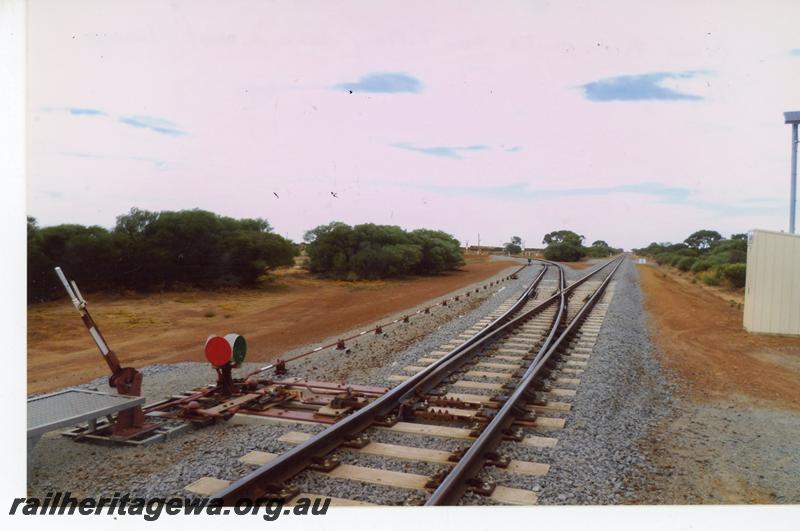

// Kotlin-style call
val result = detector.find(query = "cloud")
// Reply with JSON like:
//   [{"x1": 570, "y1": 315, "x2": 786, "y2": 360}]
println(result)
[
  {"x1": 687, "y1": 200, "x2": 778, "y2": 216},
  {"x1": 392, "y1": 143, "x2": 488, "y2": 159},
  {"x1": 505, "y1": 146, "x2": 523, "y2": 152},
  {"x1": 416, "y1": 181, "x2": 775, "y2": 216},
  {"x1": 39, "y1": 190, "x2": 64, "y2": 199},
  {"x1": 61, "y1": 151, "x2": 167, "y2": 168},
  {"x1": 43, "y1": 106, "x2": 106, "y2": 116},
  {"x1": 44, "y1": 106, "x2": 186, "y2": 136},
  {"x1": 61, "y1": 151, "x2": 104, "y2": 159},
  {"x1": 118, "y1": 115, "x2": 186, "y2": 136},
  {"x1": 128, "y1": 156, "x2": 167, "y2": 168},
  {"x1": 419, "y1": 181, "x2": 691, "y2": 200},
  {"x1": 335, "y1": 72, "x2": 422, "y2": 93},
  {"x1": 580, "y1": 71, "x2": 708, "y2": 101}
]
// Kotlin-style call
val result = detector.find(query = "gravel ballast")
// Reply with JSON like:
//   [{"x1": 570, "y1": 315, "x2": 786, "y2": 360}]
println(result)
[
  {"x1": 28, "y1": 260, "x2": 541, "y2": 499},
  {"x1": 531, "y1": 258, "x2": 674, "y2": 504}
]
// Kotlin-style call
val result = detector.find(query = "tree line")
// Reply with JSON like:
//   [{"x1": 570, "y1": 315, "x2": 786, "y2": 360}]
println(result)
[
  {"x1": 27, "y1": 208, "x2": 298, "y2": 302},
  {"x1": 633, "y1": 230, "x2": 747, "y2": 288},
  {"x1": 303, "y1": 222, "x2": 464, "y2": 280},
  {"x1": 540, "y1": 230, "x2": 622, "y2": 261},
  {"x1": 27, "y1": 210, "x2": 467, "y2": 302}
]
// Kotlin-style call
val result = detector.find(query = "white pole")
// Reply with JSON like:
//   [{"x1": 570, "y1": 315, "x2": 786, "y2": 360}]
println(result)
[
  {"x1": 54, "y1": 267, "x2": 80, "y2": 309},
  {"x1": 791, "y1": 123, "x2": 798, "y2": 234}
]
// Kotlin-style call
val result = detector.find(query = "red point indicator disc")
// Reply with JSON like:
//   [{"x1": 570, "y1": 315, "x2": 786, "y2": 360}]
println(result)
[{"x1": 205, "y1": 335, "x2": 232, "y2": 366}]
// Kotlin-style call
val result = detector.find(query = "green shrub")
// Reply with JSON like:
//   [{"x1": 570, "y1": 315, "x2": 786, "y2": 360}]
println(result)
[
  {"x1": 718, "y1": 263, "x2": 747, "y2": 288},
  {"x1": 27, "y1": 209, "x2": 297, "y2": 302},
  {"x1": 674, "y1": 247, "x2": 700, "y2": 258},
  {"x1": 543, "y1": 242, "x2": 585, "y2": 261},
  {"x1": 584, "y1": 246, "x2": 605, "y2": 258},
  {"x1": 709, "y1": 238, "x2": 747, "y2": 263},
  {"x1": 410, "y1": 229, "x2": 464, "y2": 274},
  {"x1": 676, "y1": 257, "x2": 696, "y2": 272},
  {"x1": 304, "y1": 222, "x2": 463, "y2": 280},
  {"x1": 350, "y1": 243, "x2": 422, "y2": 279},
  {"x1": 585, "y1": 245, "x2": 612, "y2": 258},
  {"x1": 540, "y1": 230, "x2": 620, "y2": 261},
  {"x1": 637, "y1": 232, "x2": 749, "y2": 291},
  {"x1": 652, "y1": 253, "x2": 670, "y2": 266},
  {"x1": 690, "y1": 259, "x2": 712, "y2": 273}
]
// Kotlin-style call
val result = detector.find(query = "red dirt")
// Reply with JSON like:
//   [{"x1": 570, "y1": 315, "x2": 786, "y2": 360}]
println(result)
[
  {"x1": 639, "y1": 258, "x2": 745, "y2": 305},
  {"x1": 638, "y1": 264, "x2": 800, "y2": 409},
  {"x1": 27, "y1": 257, "x2": 520, "y2": 394}
]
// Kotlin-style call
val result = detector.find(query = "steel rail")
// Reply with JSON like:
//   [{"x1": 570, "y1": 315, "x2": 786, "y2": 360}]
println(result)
[
  {"x1": 212, "y1": 261, "x2": 548, "y2": 503},
  {"x1": 245, "y1": 262, "x2": 531, "y2": 378},
  {"x1": 391, "y1": 257, "x2": 620, "y2": 404},
  {"x1": 212, "y1": 258, "x2": 619, "y2": 503},
  {"x1": 426, "y1": 255, "x2": 625, "y2": 505}
]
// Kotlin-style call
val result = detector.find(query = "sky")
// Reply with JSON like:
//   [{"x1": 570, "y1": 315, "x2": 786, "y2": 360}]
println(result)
[{"x1": 26, "y1": 0, "x2": 800, "y2": 250}]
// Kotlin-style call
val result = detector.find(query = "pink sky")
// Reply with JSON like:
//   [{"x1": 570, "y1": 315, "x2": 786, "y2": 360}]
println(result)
[{"x1": 26, "y1": 0, "x2": 800, "y2": 249}]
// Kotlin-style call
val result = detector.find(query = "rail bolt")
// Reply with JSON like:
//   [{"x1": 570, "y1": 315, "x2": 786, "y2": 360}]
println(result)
[
  {"x1": 336, "y1": 339, "x2": 346, "y2": 350},
  {"x1": 447, "y1": 447, "x2": 467, "y2": 462},
  {"x1": 467, "y1": 478, "x2": 497, "y2": 496},
  {"x1": 424, "y1": 471, "x2": 446, "y2": 489},
  {"x1": 485, "y1": 452, "x2": 511, "y2": 469},
  {"x1": 260, "y1": 483, "x2": 300, "y2": 502},
  {"x1": 343, "y1": 434, "x2": 371, "y2": 449},
  {"x1": 403, "y1": 495, "x2": 427, "y2": 506},
  {"x1": 373, "y1": 414, "x2": 398, "y2": 427},
  {"x1": 309, "y1": 456, "x2": 341, "y2": 472},
  {"x1": 502, "y1": 427, "x2": 524, "y2": 442}
]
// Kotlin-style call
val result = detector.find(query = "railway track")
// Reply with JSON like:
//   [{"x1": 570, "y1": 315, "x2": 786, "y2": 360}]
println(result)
[{"x1": 187, "y1": 256, "x2": 624, "y2": 506}]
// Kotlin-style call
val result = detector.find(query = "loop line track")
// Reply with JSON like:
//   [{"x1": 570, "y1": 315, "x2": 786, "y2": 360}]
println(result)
[{"x1": 212, "y1": 256, "x2": 625, "y2": 505}]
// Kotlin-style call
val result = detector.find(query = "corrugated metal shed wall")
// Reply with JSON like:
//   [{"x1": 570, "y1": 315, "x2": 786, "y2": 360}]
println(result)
[{"x1": 743, "y1": 229, "x2": 800, "y2": 336}]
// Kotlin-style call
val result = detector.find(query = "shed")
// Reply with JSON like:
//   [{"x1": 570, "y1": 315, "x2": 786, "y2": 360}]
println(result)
[{"x1": 743, "y1": 229, "x2": 800, "y2": 336}]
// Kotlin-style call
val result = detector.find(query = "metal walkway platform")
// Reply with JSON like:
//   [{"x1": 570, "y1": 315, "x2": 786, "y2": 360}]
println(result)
[
  {"x1": 28, "y1": 388, "x2": 145, "y2": 440},
  {"x1": 27, "y1": 389, "x2": 148, "y2": 475}
]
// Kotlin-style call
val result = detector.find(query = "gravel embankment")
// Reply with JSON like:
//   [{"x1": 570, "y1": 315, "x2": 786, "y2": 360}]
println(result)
[
  {"x1": 641, "y1": 399, "x2": 800, "y2": 504},
  {"x1": 530, "y1": 258, "x2": 675, "y2": 504}
]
